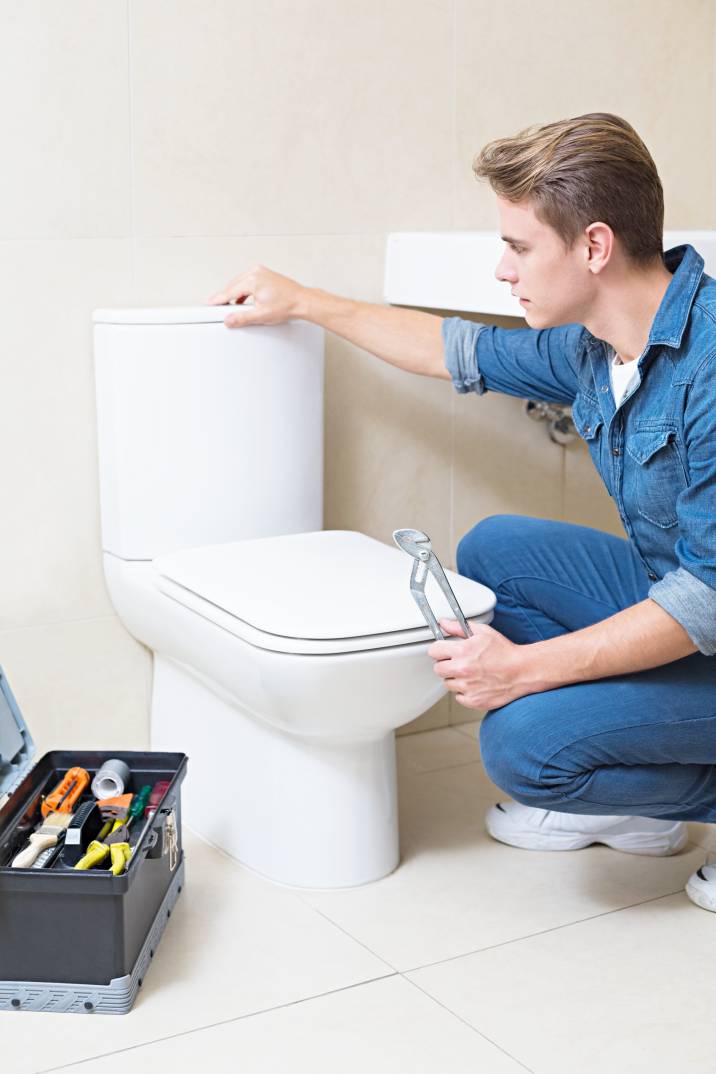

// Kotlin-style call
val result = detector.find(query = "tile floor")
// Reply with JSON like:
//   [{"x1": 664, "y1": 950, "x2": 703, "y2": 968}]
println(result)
[{"x1": 4, "y1": 721, "x2": 716, "y2": 1074}]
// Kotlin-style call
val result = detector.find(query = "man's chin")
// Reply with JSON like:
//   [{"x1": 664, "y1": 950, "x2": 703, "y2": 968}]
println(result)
[{"x1": 523, "y1": 307, "x2": 564, "y2": 329}]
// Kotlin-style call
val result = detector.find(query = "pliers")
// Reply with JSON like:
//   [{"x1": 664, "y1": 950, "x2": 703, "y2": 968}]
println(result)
[{"x1": 393, "y1": 528, "x2": 473, "y2": 641}]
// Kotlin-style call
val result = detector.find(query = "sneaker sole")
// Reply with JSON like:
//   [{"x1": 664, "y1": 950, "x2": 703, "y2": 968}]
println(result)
[{"x1": 485, "y1": 807, "x2": 689, "y2": 856}]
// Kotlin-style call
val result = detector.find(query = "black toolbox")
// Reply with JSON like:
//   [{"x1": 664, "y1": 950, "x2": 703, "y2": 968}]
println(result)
[{"x1": 0, "y1": 667, "x2": 187, "y2": 1015}]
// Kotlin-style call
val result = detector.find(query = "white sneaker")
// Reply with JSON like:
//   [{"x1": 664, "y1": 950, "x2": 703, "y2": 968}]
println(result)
[
  {"x1": 485, "y1": 800, "x2": 689, "y2": 856},
  {"x1": 685, "y1": 862, "x2": 716, "y2": 911}
]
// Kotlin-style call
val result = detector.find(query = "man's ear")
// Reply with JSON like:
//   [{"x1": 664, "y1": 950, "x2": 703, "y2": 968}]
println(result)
[{"x1": 584, "y1": 221, "x2": 614, "y2": 275}]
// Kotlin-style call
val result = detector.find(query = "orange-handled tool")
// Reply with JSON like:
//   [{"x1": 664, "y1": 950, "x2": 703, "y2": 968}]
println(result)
[{"x1": 41, "y1": 767, "x2": 90, "y2": 818}]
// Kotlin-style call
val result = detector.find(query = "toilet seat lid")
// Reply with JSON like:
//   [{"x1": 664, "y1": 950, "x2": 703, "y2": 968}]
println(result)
[{"x1": 152, "y1": 530, "x2": 495, "y2": 654}]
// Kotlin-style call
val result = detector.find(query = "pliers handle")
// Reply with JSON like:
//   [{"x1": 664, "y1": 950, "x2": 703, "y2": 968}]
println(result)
[{"x1": 393, "y1": 529, "x2": 473, "y2": 641}]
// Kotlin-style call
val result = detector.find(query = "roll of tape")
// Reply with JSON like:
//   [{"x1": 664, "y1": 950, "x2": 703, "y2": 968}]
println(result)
[{"x1": 92, "y1": 758, "x2": 131, "y2": 800}]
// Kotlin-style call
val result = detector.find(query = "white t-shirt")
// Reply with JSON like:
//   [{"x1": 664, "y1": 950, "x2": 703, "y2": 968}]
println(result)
[{"x1": 609, "y1": 349, "x2": 640, "y2": 406}]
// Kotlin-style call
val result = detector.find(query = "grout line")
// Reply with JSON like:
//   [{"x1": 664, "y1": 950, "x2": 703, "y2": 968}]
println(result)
[
  {"x1": 404, "y1": 975, "x2": 537, "y2": 1074},
  {"x1": 400, "y1": 887, "x2": 691, "y2": 976},
  {"x1": 33, "y1": 973, "x2": 400, "y2": 1074}
]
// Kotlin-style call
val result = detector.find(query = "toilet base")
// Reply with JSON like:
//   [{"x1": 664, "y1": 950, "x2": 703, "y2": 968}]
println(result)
[{"x1": 150, "y1": 655, "x2": 400, "y2": 889}]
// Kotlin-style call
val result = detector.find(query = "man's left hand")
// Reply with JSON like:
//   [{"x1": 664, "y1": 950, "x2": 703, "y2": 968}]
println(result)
[{"x1": 428, "y1": 618, "x2": 540, "y2": 710}]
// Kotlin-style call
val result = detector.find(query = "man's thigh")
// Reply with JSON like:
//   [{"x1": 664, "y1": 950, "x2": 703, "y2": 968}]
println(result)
[{"x1": 457, "y1": 514, "x2": 651, "y2": 641}]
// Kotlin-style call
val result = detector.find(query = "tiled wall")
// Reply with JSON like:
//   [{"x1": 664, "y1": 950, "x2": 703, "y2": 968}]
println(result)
[{"x1": 1, "y1": 0, "x2": 714, "y2": 750}]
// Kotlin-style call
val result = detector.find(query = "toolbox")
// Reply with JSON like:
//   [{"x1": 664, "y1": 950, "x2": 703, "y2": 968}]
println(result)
[{"x1": 0, "y1": 667, "x2": 187, "y2": 1015}]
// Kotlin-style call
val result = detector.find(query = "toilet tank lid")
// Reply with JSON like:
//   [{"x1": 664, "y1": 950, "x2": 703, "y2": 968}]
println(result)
[
  {"x1": 152, "y1": 530, "x2": 495, "y2": 642},
  {"x1": 92, "y1": 305, "x2": 256, "y2": 325}
]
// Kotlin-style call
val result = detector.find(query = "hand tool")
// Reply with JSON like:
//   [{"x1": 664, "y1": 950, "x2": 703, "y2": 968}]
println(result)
[
  {"x1": 58, "y1": 800, "x2": 104, "y2": 867},
  {"x1": 91, "y1": 758, "x2": 131, "y2": 800},
  {"x1": 392, "y1": 528, "x2": 473, "y2": 641},
  {"x1": 105, "y1": 786, "x2": 152, "y2": 845},
  {"x1": 12, "y1": 813, "x2": 73, "y2": 868},
  {"x1": 95, "y1": 793, "x2": 133, "y2": 818},
  {"x1": 109, "y1": 842, "x2": 132, "y2": 876},
  {"x1": 74, "y1": 839, "x2": 111, "y2": 871},
  {"x1": 31, "y1": 831, "x2": 67, "y2": 869},
  {"x1": 41, "y1": 767, "x2": 91, "y2": 818},
  {"x1": 145, "y1": 780, "x2": 171, "y2": 819},
  {"x1": 0, "y1": 814, "x2": 36, "y2": 867}
]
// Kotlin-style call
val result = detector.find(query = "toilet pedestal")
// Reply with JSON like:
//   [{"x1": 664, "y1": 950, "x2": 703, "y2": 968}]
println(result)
[{"x1": 150, "y1": 655, "x2": 400, "y2": 889}]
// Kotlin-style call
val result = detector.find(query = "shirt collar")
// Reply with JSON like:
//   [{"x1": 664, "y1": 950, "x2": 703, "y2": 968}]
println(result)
[{"x1": 648, "y1": 243, "x2": 704, "y2": 348}]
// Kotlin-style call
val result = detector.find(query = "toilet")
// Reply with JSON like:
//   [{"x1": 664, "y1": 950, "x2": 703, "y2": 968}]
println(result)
[{"x1": 94, "y1": 306, "x2": 495, "y2": 889}]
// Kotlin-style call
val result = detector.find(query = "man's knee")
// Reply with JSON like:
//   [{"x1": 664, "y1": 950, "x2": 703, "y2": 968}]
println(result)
[
  {"x1": 479, "y1": 697, "x2": 563, "y2": 803},
  {"x1": 457, "y1": 514, "x2": 524, "y2": 582}
]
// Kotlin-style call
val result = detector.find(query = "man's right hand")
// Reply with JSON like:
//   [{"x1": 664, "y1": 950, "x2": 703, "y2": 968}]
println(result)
[{"x1": 206, "y1": 265, "x2": 309, "y2": 328}]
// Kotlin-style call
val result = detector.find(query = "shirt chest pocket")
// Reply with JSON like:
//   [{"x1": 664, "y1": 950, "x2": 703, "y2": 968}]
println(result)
[{"x1": 625, "y1": 426, "x2": 688, "y2": 529}]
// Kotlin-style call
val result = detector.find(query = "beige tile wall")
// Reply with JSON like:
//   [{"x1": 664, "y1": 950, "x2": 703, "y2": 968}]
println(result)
[{"x1": 0, "y1": 0, "x2": 713, "y2": 750}]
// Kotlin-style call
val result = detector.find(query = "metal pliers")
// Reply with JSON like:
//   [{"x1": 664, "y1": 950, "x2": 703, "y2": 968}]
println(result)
[{"x1": 393, "y1": 528, "x2": 472, "y2": 641}]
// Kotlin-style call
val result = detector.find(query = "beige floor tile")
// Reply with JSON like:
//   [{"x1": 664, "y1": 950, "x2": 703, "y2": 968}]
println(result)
[
  {"x1": 299, "y1": 759, "x2": 705, "y2": 972},
  {"x1": 408, "y1": 892, "x2": 716, "y2": 1074},
  {"x1": 1, "y1": 832, "x2": 392, "y2": 1074},
  {"x1": 397, "y1": 726, "x2": 480, "y2": 774},
  {"x1": 685, "y1": 821, "x2": 716, "y2": 854},
  {"x1": 43, "y1": 975, "x2": 528, "y2": 1074}
]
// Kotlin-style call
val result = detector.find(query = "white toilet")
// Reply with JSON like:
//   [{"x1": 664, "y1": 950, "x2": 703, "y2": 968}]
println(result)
[{"x1": 94, "y1": 306, "x2": 495, "y2": 889}]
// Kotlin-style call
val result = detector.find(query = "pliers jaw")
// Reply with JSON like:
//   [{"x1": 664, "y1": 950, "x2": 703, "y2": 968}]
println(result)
[{"x1": 393, "y1": 529, "x2": 472, "y2": 642}]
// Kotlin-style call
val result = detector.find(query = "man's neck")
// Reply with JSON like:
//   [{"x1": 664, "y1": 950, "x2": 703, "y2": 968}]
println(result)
[{"x1": 582, "y1": 258, "x2": 673, "y2": 364}]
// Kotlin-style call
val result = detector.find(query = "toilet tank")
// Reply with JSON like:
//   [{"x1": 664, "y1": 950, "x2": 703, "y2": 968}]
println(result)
[{"x1": 93, "y1": 307, "x2": 324, "y2": 560}]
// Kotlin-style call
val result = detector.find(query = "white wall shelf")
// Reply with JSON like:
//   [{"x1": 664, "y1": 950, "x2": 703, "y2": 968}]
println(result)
[{"x1": 384, "y1": 230, "x2": 716, "y2": 316}]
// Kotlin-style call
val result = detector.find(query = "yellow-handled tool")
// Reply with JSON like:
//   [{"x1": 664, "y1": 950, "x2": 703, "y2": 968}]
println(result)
[
  {"x1": 109, "y1": 843, "x2": 132, "y2": 876},
  {"x1": 75, "y1": 840, "x2": 110, "y2": 871}
]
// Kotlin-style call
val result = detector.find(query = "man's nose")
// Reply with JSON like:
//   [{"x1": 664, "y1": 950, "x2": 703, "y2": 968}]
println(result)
[{"x1": 495, "y1": 255, "x2": 517, "y2": 284}]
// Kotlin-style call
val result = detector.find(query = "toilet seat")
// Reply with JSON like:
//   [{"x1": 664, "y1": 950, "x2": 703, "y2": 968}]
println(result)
[{"x1": 152, "y1": 530, "x2": 495, "y2": 656}]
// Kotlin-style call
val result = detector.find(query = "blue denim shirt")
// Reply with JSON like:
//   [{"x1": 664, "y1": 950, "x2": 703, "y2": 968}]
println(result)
[{"x1": 442, "y1": 244, "x2": 716, "y2": 656}]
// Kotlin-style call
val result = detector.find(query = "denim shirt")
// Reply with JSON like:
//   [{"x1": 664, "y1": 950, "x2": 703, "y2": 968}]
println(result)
[{"x1": 442, "y1": 244, "x2": 716, "y2": 656}]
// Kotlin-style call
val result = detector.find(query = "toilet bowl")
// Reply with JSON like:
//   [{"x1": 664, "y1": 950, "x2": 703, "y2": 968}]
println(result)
[
  {"x1": 103, "y1": 530, "x2": 494, "y2": 888},
  {"x1": 93, "y1": 308, "x2": 495, "y2": 888}
]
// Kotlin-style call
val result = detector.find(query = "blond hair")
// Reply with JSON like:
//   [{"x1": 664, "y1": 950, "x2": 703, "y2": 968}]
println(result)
[{"x1": 473, "y1": 113, "x2": 664, "y2": 264}]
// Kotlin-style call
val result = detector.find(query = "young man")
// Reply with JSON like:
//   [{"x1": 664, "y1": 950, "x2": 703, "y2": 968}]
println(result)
[{"x1": 208, "y1": 113, "x2": 716, "y2": 912}]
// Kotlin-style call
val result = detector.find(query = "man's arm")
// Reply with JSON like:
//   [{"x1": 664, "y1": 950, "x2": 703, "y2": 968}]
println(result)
[
  {"x1": 208, "y1": 265, "x2": 450, "y2": 379},
  {"x1": 523, "y1": 598, "x2": 698, "y2": 693},
  {"x1": 433, "y1": 597, "x2": 699, "y2": 712}
]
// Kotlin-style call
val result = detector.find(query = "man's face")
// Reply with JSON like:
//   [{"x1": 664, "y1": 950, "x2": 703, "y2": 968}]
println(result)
[{"x1": 494, "y1": 196, "x2": 594, "y2": 328}]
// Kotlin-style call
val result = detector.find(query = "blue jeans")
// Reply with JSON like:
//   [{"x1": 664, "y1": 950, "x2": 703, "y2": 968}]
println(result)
[{"x1": 456, "y1": 515, "x2": 716, "y2": 823}]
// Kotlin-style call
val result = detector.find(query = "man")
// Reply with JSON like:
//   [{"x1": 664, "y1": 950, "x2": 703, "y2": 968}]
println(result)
[{"x1": 208, "y1": 113, "x2": 716, "y2": 912}]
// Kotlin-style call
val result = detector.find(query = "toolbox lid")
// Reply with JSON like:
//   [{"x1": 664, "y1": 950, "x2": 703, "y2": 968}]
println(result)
[
  {"x1": 153, "y1": 530, "x2": 495, "y2": 653},
  {"x1": 0, "y1": 667, "x2": 36, "y2": 802}
]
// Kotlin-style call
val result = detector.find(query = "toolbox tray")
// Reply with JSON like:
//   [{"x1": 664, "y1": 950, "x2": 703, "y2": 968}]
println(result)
[{"x1": 0, "y1": 669, "x2": 187, "y2": 1011}]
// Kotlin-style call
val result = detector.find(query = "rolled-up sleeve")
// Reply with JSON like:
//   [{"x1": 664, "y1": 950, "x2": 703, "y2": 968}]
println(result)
[
  {"x1": 442, "y1": 318, "x2": 584, "y2": 405},
  {"x1": 648, "y1": 357, "x2": 716, "y2": 655}
]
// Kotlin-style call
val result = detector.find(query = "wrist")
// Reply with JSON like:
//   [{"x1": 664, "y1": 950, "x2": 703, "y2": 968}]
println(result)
[{"x1": 519, "y1": 640, "x2": 558, "y2": 694}]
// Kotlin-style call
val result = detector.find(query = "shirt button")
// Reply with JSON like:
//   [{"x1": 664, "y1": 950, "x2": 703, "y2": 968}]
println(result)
[
  {"x1": 612, "y1": 447, "x2": 620, "y2": 456},
  {"x1": 601, "y1": 385, "x2": 609, "y2": 393},
  {"x1": 648, "y1": 572, "x2": 657, "y2": 581}
]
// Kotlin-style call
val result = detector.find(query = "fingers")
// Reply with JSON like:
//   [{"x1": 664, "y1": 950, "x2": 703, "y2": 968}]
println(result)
[
  {"x1": 205, "y1": 267, "x2": 261, "y2": 306},
  {"x1": 438, "y1": 618, "x2": 467, "y2": 638}
]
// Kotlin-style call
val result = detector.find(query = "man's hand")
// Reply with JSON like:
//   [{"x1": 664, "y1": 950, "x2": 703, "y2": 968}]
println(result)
[
  {"x1": 428, "y1": 618, "x2": 542, "y2": 710},
  {"x1": 206, "y1": 265, "x2": 309, "y2": 327}
]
